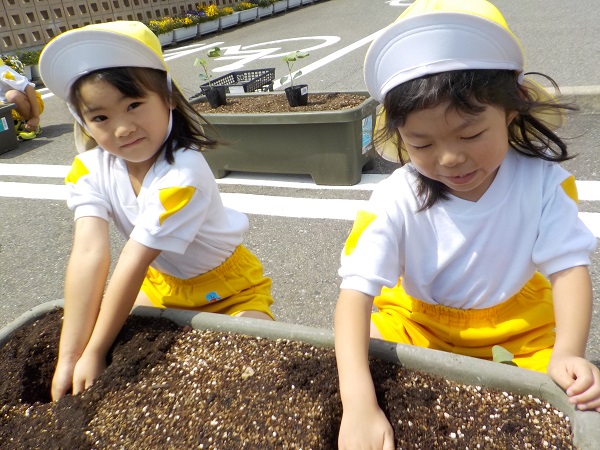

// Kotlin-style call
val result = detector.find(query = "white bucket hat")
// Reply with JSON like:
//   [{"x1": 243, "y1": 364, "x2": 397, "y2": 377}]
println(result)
[
  {"x1": 39, "y1": 21, "x2": 173, "y2": 153},
  {"x1": 39, "y1": 21, "x2": 168, "y2": 102},
  {"x1": 364, "y1": 0, "x2": 525, "y2": 104}
]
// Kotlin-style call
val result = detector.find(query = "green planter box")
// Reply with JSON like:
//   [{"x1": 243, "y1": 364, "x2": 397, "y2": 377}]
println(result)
[
  {"x1": 2, "y1": 300, "x2": 600, "y2": 450},
  {"x1": 195, "y1": 92, "x2": 379, "y2": 185}
]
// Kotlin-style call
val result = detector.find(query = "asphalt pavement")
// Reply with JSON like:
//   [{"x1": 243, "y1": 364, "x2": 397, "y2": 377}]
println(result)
[{"x1": 1, "y1": 0, "x2": 599, "y2": 366}]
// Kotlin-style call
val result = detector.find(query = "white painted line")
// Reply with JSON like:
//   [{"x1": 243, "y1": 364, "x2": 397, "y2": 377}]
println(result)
[
  {"x1": 216, "y1": 172, "x2": 388, "y2": 190},
  {"x1": 575, "y1": 181, "x2": 600, "y2": 201},
  {"x1": 221, "y1": 193, "x2": 366, "y2": 220},
  {"x1": 2, "y1": 182, "x2": 600, "y2": 237},
  {"x1": 0, "y1": 164, "x2": 70, "y2": 178},
  {"x1": 0, "y1": 163, "x2": 387, "y2": 189},
  {"x1": 579, "y1": 213, "x2": 600, "y2": 238},
  {"x1": 0, "y1": 182, "x2": 66, "y2": 200}
]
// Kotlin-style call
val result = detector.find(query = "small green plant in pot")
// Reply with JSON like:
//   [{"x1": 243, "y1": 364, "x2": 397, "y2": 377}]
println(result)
[
  {"x1": 280, "y1": 50, "x2": 309, "y2": 107},
  {"x1": 194, "y1": 47, "x2": 227, "y2": 108}
]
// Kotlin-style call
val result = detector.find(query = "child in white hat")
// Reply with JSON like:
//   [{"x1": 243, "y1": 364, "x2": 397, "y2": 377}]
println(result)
[
  {"x1": 39, "y1": 21, "x2": 274, "y2": 401},
  {"x1": 0, "y1": 59, "x2": 43, "y2": 140},
  {"x1": 335, "y1": 0, "x2": 600, "y2": 447}
]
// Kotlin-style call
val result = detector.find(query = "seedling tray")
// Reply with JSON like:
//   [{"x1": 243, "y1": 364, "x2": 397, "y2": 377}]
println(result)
[{"x1": 199, "y1": 68, "x2": 275, "y2": 95}]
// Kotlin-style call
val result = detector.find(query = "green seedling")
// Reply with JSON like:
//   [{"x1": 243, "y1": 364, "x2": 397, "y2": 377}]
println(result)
[
  {"x1": 279, "y1": 50, "x2": 309, "y2": 88},
  {"x1": 193, "y1": 47, "x2": 221, "y2": 86},
  {"x1": 492, "y1": 345, "x2": 517, "y2": 366}
]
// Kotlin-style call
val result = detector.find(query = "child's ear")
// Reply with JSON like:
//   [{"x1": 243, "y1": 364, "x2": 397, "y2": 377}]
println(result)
[{"x1": 506, "y1": 110, "x2": 518, "y2": 125}]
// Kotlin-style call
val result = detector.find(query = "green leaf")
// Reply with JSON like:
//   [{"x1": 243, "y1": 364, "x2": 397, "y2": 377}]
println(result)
[
  {"x1": 292, "y1": 71, "x2": 302, "y2": 79},
  {"x1": 207, "y1": 47, "x2": 221, "y2": 58},
  {"x1": 193, "y1": 57, "x2": 206, "y2": 67},
  {"x1": 492, "y1": 345, "x2": 516, "y2": 365},
  {"x1": 279, "y1": 75, "x2": 289, "y2": 84}
]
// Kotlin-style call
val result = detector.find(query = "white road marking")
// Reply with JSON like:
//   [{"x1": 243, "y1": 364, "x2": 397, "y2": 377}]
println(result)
[{"x1": 2, "y1": 168, "x2": 600, "y2": 236}]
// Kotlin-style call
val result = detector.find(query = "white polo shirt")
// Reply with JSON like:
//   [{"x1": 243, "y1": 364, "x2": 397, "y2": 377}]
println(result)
[
  {"x1": 65, "y1": 148, "x2": 248, "y2": 279},
  {"x1": 339, "y1": 149, "x2": 596, "y2": 309}
]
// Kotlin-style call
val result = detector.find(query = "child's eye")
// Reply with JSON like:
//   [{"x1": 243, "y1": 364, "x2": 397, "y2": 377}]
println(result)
[
  {"x1": 407, "y1": 143, "x2": 431, "y2": 150},
  {"x1": 462, "y1": 131, "x2": 485, "y2": 140},
  {"x1": 128, "y1": 101, "x2": 142, "y2": 110},
  {"x1": 91, "y1": 115, "x2": 107, "y2": 123}
]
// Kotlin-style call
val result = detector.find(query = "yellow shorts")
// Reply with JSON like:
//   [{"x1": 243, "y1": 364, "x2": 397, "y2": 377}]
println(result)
[
  {"x1": 11, "y1": 90, "x2": 45, "y2": 120},
  {"x1": 141, "y1": 245, "x2": 274, "y2": 319},
  {"x1": 371, "y1": 272, "x2": 555, "y2": 372}
]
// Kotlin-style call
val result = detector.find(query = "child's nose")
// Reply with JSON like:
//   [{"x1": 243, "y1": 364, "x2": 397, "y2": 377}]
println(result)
[
  {"x1": 115, "y1": 120, "x2": 135, "y2": 137},
  {"x1": 438, "y1": 147, "x2": 466, "y2": 167}
]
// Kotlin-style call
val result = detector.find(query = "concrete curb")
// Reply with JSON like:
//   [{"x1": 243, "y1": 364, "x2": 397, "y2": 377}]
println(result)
[
  {"x1": 2, "y1": 300, "x2": 600, "y2": 449},
  {"x1": 553, "y1": 85, "x2": 600, "y2": 110}
]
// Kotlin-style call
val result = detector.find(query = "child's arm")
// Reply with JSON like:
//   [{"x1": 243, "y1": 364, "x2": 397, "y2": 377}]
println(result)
[
  {"x1": 547, "y1": 265, "x2": 600, "y2": 411},
  {"x1": 52, "y1": 217, "x2": 111, "y2": 401},
  {"x1": 334, "y1": 289, "x2": 395, "y2": 450},
  {"x1": 70, "y1": 238, "x2": 161, "y2": 395}
]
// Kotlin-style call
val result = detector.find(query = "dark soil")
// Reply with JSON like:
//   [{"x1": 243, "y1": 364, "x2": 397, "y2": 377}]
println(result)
[
  {"x1": 193, "y1": 92, "x2": 368, "y2": 114},
  {"x1": 0, "y1": 309, "x2": 573, "y2": 449}
]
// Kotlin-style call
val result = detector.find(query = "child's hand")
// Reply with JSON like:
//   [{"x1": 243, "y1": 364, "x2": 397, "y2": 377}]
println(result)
[
  {"x1": 51, "y1": 357, "x2": 78, "y2": 401},
  {"x1": 547, "y1": 354, "x2": 600, "y2": 411},
  {"x1": 338, "y1": 404, "x2": 395, "y2": 450},
  {"x1": 71, "y1": 351, "x2": 107, "y2": 395}
]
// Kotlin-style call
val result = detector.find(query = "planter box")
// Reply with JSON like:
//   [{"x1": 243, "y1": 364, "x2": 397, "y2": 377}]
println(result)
[
  {"x1": 273, "y1": 0, "x2": 287, "y2": 13},
  {"x1": 198, "y1": 18, "x2": 219, "y2": 35},
  {"x1": 238, "y1": 7, "x2": 258, "y2": 23},
  {"x1": 173, "y1": 24, "x2": 198, "y2": 42},
  {"x1": 287, "y1": 0, "x2": 302, "y2": 8},
  {"x1": 0, "y1": 103, "x2": 18, "y2": 154},
  {"x1": 22, "y1": 65, "x2": 32, "y2": 81},
  {"x1": 157, "y1": 31, "x2": 173, "y2": 47},
  {"x1": 257, "y1": 4, "x2": 273, "y2": 17},
  {"x1": 193, "y1": 92, "x2": 378, "y2": 185},
  {"x1": 30, "y1": 64, "x2": 41, "y2": 81},
  {"x1": 219, "y1": 12, "x2": 240, "y2": 29},
  {"x1": 2, "y1": 299, "x2": 600, "y2": 450}
]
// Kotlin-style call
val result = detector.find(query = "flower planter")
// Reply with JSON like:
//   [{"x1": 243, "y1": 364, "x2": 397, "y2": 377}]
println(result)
[
  {"x1": 219, "y1": 12, "x2": 240, "y2": 29},
  {"x1": 198, "y1": 18, "x2": 219, "y2": 35},
  {"x1": 22, "y1": 65, "x2": 32, "y2": 81},
  {"x1": 287, "y1": 0, "x2": 302, "y2": 8},
  {"x1": 192, "y1": 91, "x2": 378, "y2": 185},
  {"x1": 30, "y1": 64, "x2": 41, "y2": 81},
  {"x1": 157, "y1": 30, "x2": 173, "y2": 47},
  {"x1": 272, "y1": 0, "x2": 287, "y2": 13},
  {"x1": 238, "y1": 7, "x2": 258, "y2": 23},
  {"x1": 257, "y1": 4, "x2": 274, "y2": 18},
  {"x1": 2, "y1": 299, "x2": 600, "y2": 449},
  {"x1": 173, "y1": 24, "x2": 198, "y2": 42}
]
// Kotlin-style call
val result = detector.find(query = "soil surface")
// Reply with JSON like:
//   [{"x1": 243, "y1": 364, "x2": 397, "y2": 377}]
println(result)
[
  {"x1": 0, "y1": 309, "x2": 573, "y2": 449},
  {"x1": 193, "y1": 93, "x2": 369, "y2": 114}
]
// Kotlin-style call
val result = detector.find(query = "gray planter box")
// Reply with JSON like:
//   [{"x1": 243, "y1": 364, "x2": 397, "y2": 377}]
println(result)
[
  {"x1": 194, "y1": 91, "x2": 378, "y2": 185},
  {"x1": 2, "y1": 299, "x2": 599, "y2": 450}
]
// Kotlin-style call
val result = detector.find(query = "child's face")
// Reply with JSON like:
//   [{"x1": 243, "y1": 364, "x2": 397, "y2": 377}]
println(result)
[
  {"x1": 399, "y1": 102, "x2": 516, "y2": 202},
  {"x1": 78, "y1": 78, "x2": 171, "y2": 167}
]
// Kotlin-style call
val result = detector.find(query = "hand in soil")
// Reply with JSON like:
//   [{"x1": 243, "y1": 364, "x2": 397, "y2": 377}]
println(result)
[
  {"x1": 72, "y1": 351, "x2": 107, "y2": 396},
  {"x1": 338, "y1": 404, "x2": 394, "y2": 450},
  {"x1": 52, "y1": 358, "x2": 78, "y2": 401}
]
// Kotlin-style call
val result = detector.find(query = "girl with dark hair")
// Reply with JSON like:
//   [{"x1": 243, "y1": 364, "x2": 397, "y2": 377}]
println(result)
[
  {"x1": 39, "y1": 21, "x2": 274, "y2": 402},
  {"x1": 334, "y1": 1, "x2": 600, "y2": 448}
]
